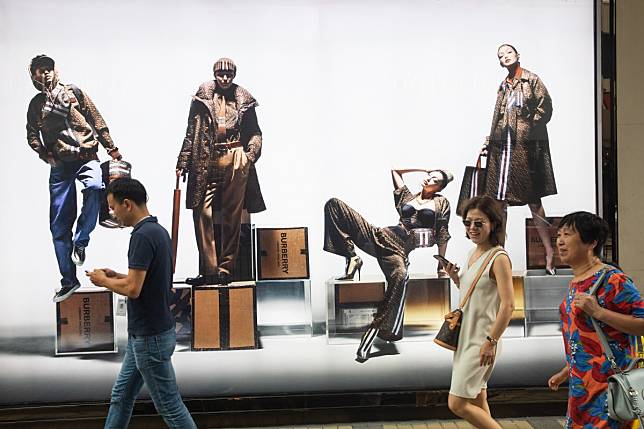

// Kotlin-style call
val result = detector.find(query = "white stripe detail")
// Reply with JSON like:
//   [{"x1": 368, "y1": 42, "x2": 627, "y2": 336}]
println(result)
[
  {"x1": 391, "y1": 274, "x2": 409, "y2": 335},
  {"x1": 358, "y1": 327, "x2": 378, "y2": 356},
  {"x1": 496, "y1": 130, "x2": 512, "y2": 200}
]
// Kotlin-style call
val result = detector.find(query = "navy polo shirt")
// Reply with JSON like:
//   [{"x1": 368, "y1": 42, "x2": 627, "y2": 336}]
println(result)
[{"x1": 127, "y1": 216, "x2": 174, "y2": 336}]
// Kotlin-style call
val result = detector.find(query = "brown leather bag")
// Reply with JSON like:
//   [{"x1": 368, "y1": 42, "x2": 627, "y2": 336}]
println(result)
[
  {"x1": 434, "y1": 308, "x2": 464, "y2": 351},
  {"x1": 434, "y1": 247, "x2": 503, "y2": 351}
]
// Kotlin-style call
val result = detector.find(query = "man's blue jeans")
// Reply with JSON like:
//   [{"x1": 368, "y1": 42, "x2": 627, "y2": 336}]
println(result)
[
  {"x1": 49, "y1": 159, "x2": 102, "y2": 287},
  {"x1": 104, "y1": 328, "x2": 197, "y2": 429}
]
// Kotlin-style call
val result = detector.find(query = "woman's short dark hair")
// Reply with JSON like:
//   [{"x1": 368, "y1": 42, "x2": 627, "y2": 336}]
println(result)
[
  {"x1": 106, "y1": 178, "x2": 148, "y2": 206},
  {"x1": 558, "y1": 211, "x2": 609, "y2": 258},
  {"x1": 462, "y1": 196, "x2": 505, "y2": 246}
]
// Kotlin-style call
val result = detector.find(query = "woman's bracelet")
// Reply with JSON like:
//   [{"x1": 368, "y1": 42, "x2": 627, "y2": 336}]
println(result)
[{"x1": 486, "y1": 335, "x2": 498, "y2": 345}]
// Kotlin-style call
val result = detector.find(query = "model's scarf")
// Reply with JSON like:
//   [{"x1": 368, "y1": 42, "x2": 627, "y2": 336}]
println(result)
[
  {"x1": 42, "y1": 83, "x2": 80, "y2": 147},
  {"x1": 504, "y1": 81, "x2": 524, "y2": 112},
  {"x1": 42, "y1": 83, "x2": 72, "y2": 119}
]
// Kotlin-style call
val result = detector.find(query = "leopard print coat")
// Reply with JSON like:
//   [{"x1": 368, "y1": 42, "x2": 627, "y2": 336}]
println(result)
[{"x1": 484, "y1": 68, "x2": 557, "y2": 205}]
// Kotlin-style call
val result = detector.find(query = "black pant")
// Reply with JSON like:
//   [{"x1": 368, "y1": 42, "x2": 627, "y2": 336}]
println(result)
[{"x1": 324, "y1": 197, "x2": 410, "y2": 340}]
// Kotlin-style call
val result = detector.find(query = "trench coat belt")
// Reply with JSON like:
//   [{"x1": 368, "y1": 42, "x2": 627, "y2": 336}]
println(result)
[{"x1": 212, "y1": 141, "x2": 242, "y2": 150}]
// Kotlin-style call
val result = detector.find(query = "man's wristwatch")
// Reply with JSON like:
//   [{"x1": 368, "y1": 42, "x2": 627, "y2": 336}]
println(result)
[{"x1": 486, "y1": 335, "x2": 498, "y2": 345}]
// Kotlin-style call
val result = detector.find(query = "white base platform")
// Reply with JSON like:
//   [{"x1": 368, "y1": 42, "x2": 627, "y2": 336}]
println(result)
[{"x1": 0, "y1": 317, "x2": 566, "y2": 405}]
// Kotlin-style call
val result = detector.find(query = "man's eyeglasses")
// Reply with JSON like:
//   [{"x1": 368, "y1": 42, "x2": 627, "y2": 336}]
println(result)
[{"x1": 463, "y1": 219, "x2": 486, "y2": 228}]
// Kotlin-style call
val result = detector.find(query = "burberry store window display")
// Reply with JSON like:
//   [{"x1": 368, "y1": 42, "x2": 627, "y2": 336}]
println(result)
[
  {"x1": 176, "y1": 58, "x2": 265, "y2": 286},
  {"x1": 26, "y1": 55, "x2": 123, "y2": 303},
  {"x1": 482, "y1": 44, "x2": 557, "y2": 274},
  {"x1": 324, "y1": 168, "x2": 453, "y2": 362}
]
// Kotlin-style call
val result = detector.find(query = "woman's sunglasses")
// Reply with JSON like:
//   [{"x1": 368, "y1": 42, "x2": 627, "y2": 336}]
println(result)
[{"x1": 463, "y1": 219, "x2": 486, "y2": 228}]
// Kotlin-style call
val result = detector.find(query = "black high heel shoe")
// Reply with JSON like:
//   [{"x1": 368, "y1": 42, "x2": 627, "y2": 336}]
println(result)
[{"x1": 337, "y1": 255, "x2": 363, "y2": 281}]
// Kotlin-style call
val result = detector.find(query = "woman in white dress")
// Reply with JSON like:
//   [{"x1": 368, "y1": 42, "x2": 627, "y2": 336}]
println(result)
[{"x1": 442, "y1": 196, "x2": 514, "y2": 429}]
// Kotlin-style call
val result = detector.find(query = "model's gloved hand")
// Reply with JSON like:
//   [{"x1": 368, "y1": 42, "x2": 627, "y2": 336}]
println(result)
[
  {"x1": 245, "y1": 151, "x2": 256, "y2": 164},
  {"x1": 480, "y1": 136, "x2": 491, "y2": 157},
  {"x1": 110, "y1": 149, "x2": 122, "y2": 161}
]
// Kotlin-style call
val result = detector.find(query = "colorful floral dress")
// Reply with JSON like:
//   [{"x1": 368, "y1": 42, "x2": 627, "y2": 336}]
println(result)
[{"x1": 560, "y1": 267, "x2": 644, "y2": 428}]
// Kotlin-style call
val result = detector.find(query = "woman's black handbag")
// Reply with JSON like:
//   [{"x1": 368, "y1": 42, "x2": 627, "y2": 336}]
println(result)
[
  {"x1": 456, "y1": 153, "x2": 487, "y2": 216},
  {"x1": 434, "y1": 248, "x2": 502, "y2": 351}
]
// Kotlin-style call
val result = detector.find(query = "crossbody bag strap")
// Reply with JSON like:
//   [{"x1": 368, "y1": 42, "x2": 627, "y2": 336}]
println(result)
[
  {"x1": 588, "y1": 267, "x2": 615, "y2": 365},
  {"x1": 458, "y1": 247, "x2": 504, "y2": 309}
]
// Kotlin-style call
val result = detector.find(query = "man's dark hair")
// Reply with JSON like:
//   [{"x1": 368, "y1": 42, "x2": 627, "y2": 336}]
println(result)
[
  {"x1": 462, "y1": 196, "x2": 506, "y2": 246},
  {"x1": 106, "y1": 178, "x2": 147, "y2": 206},
  {"x1": 558, "y1": 211, "x2": 609, "y2": 258}
]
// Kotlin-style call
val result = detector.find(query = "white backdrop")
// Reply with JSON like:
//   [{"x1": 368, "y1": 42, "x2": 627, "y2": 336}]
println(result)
[{"x1": 0, "y1": 0, "x2": 596, "y2": 330}]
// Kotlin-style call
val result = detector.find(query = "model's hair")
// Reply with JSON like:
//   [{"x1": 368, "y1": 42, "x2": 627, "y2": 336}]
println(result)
[
  {"x1": 29, "y1": 54, "x2": 55, "y2": 75},
  {"x1": 429, "y1": 170, "x2": 448, "y2": 190},
  {"x1": 558, "y1": 211, "x2": 609, "y2": 258},
  {"x1": 107, "y1": 178, "x2": 148, "y2": 206},
  {"x1": 497, "y1": 44, "x2": 519, "y2": 56},
  {"x1": 462, "y1": 196, "x2": 505, "y2": 246},
  {"x1": 428, "y1": 169, "x2": 453, "y2": 191},
  {"x1": 213, "y1": 57, "x2": 237, "y2": 77}
]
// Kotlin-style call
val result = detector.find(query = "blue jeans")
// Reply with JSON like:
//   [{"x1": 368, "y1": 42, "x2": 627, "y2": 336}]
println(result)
[
  {"x1": 104, "y1": 328, "x2": 197, "y2": 429},
  {"x1": 49, "y1": 159, "x2": 102, "y2": 287}
]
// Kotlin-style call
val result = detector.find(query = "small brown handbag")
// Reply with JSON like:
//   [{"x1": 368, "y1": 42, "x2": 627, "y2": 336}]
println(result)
[{"x1": 434, "y1": 247, "x2": 503, "y2": 351}]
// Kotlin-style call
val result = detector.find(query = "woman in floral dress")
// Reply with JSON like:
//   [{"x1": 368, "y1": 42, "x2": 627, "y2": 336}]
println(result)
[{"x1": 548, "y1": 211, "x2": 644, "y2": 428}]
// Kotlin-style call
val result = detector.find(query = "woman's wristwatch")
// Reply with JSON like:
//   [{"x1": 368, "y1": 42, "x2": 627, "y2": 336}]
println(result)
[{"x1": 486, "y1": 335, "x2": 498, "y2": 345}]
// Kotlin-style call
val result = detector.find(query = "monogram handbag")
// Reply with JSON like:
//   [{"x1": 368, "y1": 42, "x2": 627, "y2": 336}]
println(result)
[
  {"x1": 589, "y1": 268, "x2": 644, "y2": 426},
  {"x1": 99, "y1": 159, "x2": 132, "y2": 228},
  {"x1": 434, "y1": 247, "x2": 503, "y2": 351},
  {"x1": 456, "y1": 151, "x2": 487, "y2": 216}
]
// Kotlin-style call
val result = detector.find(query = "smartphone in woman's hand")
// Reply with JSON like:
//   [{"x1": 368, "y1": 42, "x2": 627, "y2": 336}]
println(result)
[{"x1": 433, "y1": 254, "x2": 453, "y2": 268}]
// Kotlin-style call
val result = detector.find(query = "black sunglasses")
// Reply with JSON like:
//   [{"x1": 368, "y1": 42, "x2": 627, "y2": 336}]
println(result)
[{"x1": 463, "y1": 219, "x2": 486, "y2": 228}]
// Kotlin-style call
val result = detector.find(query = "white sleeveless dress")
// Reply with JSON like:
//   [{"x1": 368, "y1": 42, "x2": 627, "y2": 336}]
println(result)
[{"x1": 449, "y1": 246, "x2": 508, "y2": 399}]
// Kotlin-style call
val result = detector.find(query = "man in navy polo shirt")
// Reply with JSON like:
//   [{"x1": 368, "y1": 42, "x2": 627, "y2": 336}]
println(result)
[{"x1": 87, "y1": 178, "x2": 197, "y2": 429}]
